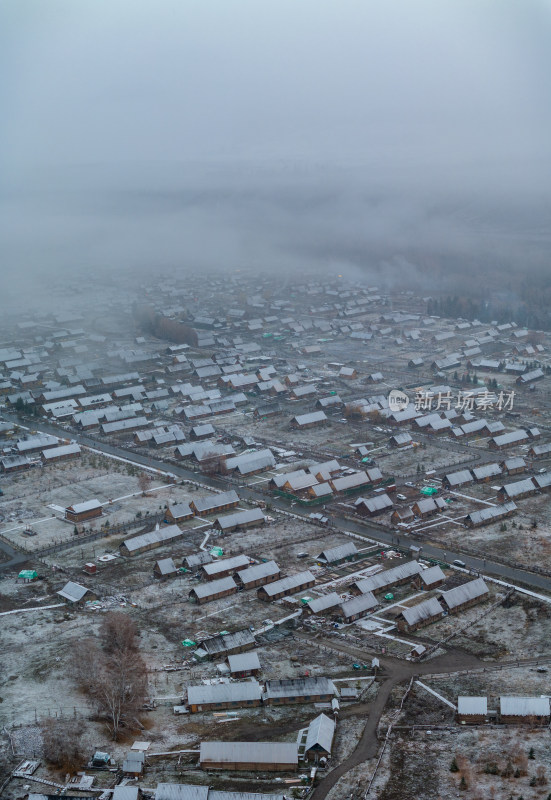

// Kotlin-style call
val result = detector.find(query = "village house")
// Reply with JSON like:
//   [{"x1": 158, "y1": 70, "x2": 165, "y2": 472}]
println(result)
[
  {"x1": 153, "y1": 557, "x2": 179, "y2": 580},
  {"x1": 390, "y1": 507, "x2": 415, "y2": 526},
  {"x1": 456, "y1": 696, "x2": 488, "y2": 724},
  {"x1": 195, "y1": 629, "x2": 256, "y2": 660},
  {"x1": 236, "y1": 560, "x2": 281, "y2": 589},
  {"x1": 317, "y1": 542, "x2": 358, "y2": 565},
  {"x1": 164, "y1": 502, "x2": 194, "y2": 524},
  {"x1": 438, "y1": 578, "x2": 489, "y2": 614},
  {"x1": 501, "y1": 457, "x2": 526, "y2": 475},
  {"x1": 488, "y1": 430, "x2": 529, "y2": 450},
  {"x1": 183, "y1": 551, "x2": 213, "y2": 571},
  {"x1": 304, "y1": 713, "x2": 336, "y2": 763},
  {"x1": 227, "y1": 651, "x2": 261, "y2": 678},
  {"x1": 339, "y1": 592, "x2": 378, "y2": 623},
  {"x1": 465, "y1": 501, "x2": 517, "y2": 528},
  {"x1": 290, "y1": 411, "x2": 328, "y2": 429},
  {"x1": 189, "y1": 576, "x2": 238, "y2": 605},
  {"x1": 306, "y1": 592, "x2": 342, "y2": 616},
  {"x1": 190, "y1": 490, "x2": 240, "y2": 516},
  {"x1": 213, "y1": 508, "x2": 266, "y2": 532},
  {"x1": 499, "y1": 696, "x2": 550, "y2": 725},
  {"x1": 65, "y1": 499, "x2": 103, "y2": 523},
  {"x1": 396, "y1": 596, "x2": 444, "y2": 633},
  {"x1": 412, "y1": 497, "x2": 447, "y2": 518},
  {"x1": 199, "y1": 741, "x2": 298, "y2": 772},
  {"x1": 263, "y1": 677, "x2": 336, "y2": 705},
  {"x1": 354, "y1": 494, "x2": 393, "y2": 516},
  {"x1": 257, "y1": 571, "x2": 316, "y2": 601},
  {"x1": 41, "y1": 442, "x2": 81, "y2": 463},
  {"x1": 414, "y1": 564, "x2": 446, "y2": 590},
  {"x1": 331, "y1": 471, "x2": 371, "y2": 495},
  {"x1": 442, "y1": 469, "x2": 474, "y2": 489},
  {"x1": 472, "y1": 463, "x2": 502, "y2": 482},
  {"x1": 497, "y1": 478, "x2": 537, "y2": 503},
  {"x1": 200, "y1": 554, "x2": 251, "y2": 581},
  {"x1": 120, "y1": 525, "x2": 186, "y2": 556},
  {"x1": 187, "y1": 680, "x2": 262, "y2": 713},
  {"x1": 352, "y1": 560, "x2": 423, "y2": 595}
]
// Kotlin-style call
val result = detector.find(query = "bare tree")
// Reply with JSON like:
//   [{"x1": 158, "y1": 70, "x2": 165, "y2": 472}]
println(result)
[
  {"x1": 100, "y1": 611, "x2": 139, "y2": 655},
  {"x1": 72, "y1": 613, "x2": 147, "y2": 740},
  {"x1": 41, "y1": 718, "x2": 84, "y2": 773},
  {"x1": 138, "y1": 472, "x2": 150, "y2": 495}
]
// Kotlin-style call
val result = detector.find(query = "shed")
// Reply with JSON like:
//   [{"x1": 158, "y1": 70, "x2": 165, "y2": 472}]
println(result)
[{"x1": 57, "y1": 581, "x2": 96, "y2": 605}]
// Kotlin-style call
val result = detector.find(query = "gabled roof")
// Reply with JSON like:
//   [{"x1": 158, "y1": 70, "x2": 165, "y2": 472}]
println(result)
[
  {"x1": 258, "y1": 571, "x2": 315, "y2": 597},
  {"x1": 187, "y1": 680, "x2": 262, "y2": 706},
  {"x1": 57, "y1": 581, "x2": 91, "y2": 602},
  {"x1": 340, "y1": 591, "x2": 378, "y2": 618},
  {"x1": 317, "y1": 542, "x2": 358, "y2": 563},
  {"x1": 457, "y1": 696, "x2": 487, "y2": 716},
  {"x1": 155, "y1": 785, "x2": 209, "y2": 800},
  {"x1": 419, "y1": 565, "x2": 446, "y2": 585},
  {"x1": 306, "y1": 592, "x2": 342, "y2": 614},
  {"x1": 500, "y1": 696, "x2": 550, "y2": 717},
  {"x1": 304, "y1": 713, "x2": 335, "y2": 754},
  {"x1": 263, "y1": 677, "x2": 336, "y2": 700},
  {"x1": 192, "y1": 490, "x2": 239, "y2": 514},
  {"x1": 354, "y1": 560, "x2": 422, "y2": 593},
  {"x1": 439, "y1": 578, "x2": 488, "y2": 609},
  {"x1": 200, "y1": 741, "x2": 297, "y2": 766},
  {"x1": 236, "y1": 560, "x2": 280, "y2": 584},
  {"x1": 399, "y1": 596, "x2": 443, "y2": 627},
  {"x1": 66, "y1": 498, "x2": 102, "y2": 514},
  {"x1": 203, "y1": 554, "x2": 250, "y2": 577},
  {"x1": 191, "y1": 576, "x2": 237, "y2": 599},
  {"x1": 215, "y1": 508, "x2": 266, "y2": 530},
  {"x1": 227, "y1": 651, "x2": 261, "y2": 673}
]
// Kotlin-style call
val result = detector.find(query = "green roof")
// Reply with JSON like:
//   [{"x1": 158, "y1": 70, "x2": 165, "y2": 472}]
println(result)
[{"x1": 18, "y1": 570, "x2": 37, "y2": 580}]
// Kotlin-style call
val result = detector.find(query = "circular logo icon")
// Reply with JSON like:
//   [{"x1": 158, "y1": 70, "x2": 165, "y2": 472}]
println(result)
[{"x1": 388, "y1": 389, "x2": 409, "y2": 412}]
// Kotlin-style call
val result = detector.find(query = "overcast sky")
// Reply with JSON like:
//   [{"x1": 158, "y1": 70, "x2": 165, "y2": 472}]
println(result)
[{"x1": 1, "y1": 0, "x2": 551, "y2": 293}]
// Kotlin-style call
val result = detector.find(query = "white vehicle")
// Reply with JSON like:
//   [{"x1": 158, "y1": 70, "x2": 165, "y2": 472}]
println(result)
[{"x1": 396, "y1": 493, "x2": 407, "y2": 501}]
